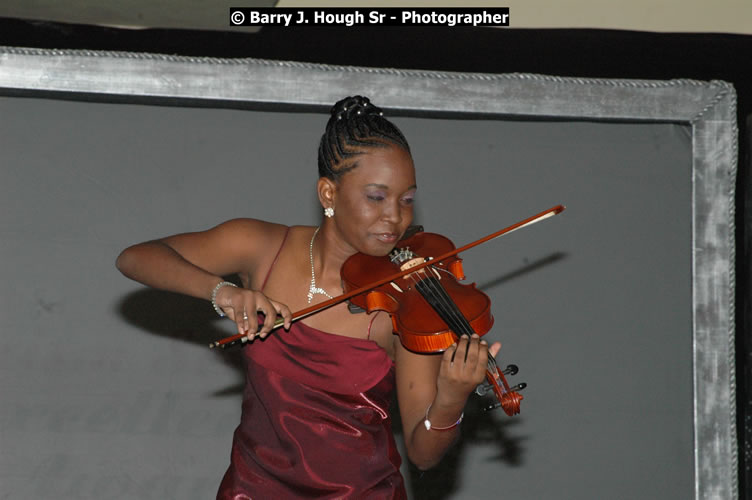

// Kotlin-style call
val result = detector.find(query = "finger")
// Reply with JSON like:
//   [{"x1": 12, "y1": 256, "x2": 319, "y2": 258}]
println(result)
[
  {"x1": 464, "y1": 334, "x2": 481, "y2": 368},
  {"x1": 460, "y1": 334, "x2": 476, "y2": 364},
  {"x1": 270, "y1": 299, "x2": 293, "y2": 330},
  {"x1": 474, "y1": 339, "x2": 490, "y2": 381},
  {"x1": 258, "y1": 300, "x2": 277, "y2": 338},
  {"x1": 259, "y1": 314, "x2": 275, "y2": 337},
  {"x1": 241, "y1": 306, "x2": 257, "y2": 341},
  {"x1": 243, "y1": 308, "x2": 258, "y2": 342},
  {"x1": 442, "y1": 342, "x2": 458, "y2": 367},
  {"x1": 277, "y1": 303, "x2": 293, "y2": 330},
  {"x1": 488, "y1": 341, "x2": 502, "y2": 358},
  {"x1": 224, "y1": 308, "x2": 244, "y2": 336},
  {"x1": 242, "y1": 308, "x2": 250, "y2": 334},
  {"x1": 452, "y1": 335, "x2": 470, "y2": 364},
  {"x1": 245, "y1": 299, "x2": 259, "y2": 338},
  {"x1": 240, "y1": 320, "x2": 254, "y2": 341}
]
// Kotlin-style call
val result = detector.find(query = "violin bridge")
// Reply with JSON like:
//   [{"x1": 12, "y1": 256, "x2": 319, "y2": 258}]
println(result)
[{"x1": 399, "y1": 257, "x2": 426, "y2": 273}]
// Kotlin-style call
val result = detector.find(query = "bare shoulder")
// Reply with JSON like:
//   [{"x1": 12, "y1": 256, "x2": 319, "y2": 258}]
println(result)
[
  {"x1": 159, "y1": 218, "x2": 289, "y2": 279},
  {"x1": 211, "y1": 218, "x2": 289, "y2": 272},
  {"x1": 210, "y1": 218, "x2": 288, "y2": 246}
]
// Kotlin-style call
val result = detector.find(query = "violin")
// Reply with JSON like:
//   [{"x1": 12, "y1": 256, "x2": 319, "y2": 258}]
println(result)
[{"x1": 209, "y1": 205, "x2": 566, "y2": 416}]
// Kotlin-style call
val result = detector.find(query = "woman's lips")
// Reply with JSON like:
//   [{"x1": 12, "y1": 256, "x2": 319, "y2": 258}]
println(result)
[{"x1": 374, "y1": 232, "x2": 399, "y2": 244}]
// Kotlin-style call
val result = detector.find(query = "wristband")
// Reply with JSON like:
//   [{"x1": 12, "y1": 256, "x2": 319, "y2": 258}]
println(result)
[
  {"x1": 423, "y1": 403, "x2": 464, "y2": 431},
  {"x1": 211, "y1": 281, "x2": 237, "y2": 317}
]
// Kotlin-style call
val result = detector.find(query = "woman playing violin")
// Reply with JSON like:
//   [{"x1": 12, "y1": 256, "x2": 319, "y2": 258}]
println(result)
[{"x1": 116, "y1": 95, "x2": 501, "y2": 499}]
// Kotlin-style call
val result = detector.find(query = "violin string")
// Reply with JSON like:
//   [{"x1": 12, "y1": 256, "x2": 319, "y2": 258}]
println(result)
[
  {"x1": 406, "y1": 270, "x2": 474, "y2": 362},
  {"x1": 393, "y1": 250, "x2": 469, "y2": 337},
  {"x1": 421, "y1": 274, "x2": 476, "y2": 362},
  {"x1": 407, "y1": 272, "x2": 468, "y2": 336},
  {"x1": 424, "y1": 275, "x2": 474, "y2": 335},
  {"x1": 423, "y1": 277, "x2": 506, "y2": 390},
  {"x1": 485, "y1": 357, "x2": 508, "y2": 394},
  {"x1": 420, "y1": 268, "x2": 475, "y2": 335},
  {"x1": 404, "y1": 273, "x2": 459, "y2": 335},
  {"x1": 409, "y1": 271, "x2": 510, "y2": 394},
  {"x1": 405, "y1": 270, "x2": 511, "y2": 398},
  {"x1": 399, "y1": 260, "x2": 518, "y2": 410}
]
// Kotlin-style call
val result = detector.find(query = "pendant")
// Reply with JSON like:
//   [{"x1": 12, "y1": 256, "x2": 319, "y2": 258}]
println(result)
[{"x1": 308, "y1": 283, "x2": 333, "y2": 304}]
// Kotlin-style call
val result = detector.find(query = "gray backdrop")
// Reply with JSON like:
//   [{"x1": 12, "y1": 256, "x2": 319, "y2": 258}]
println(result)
[{"x1": 2, "y1": 95, "x2": 694, "y2": 499}]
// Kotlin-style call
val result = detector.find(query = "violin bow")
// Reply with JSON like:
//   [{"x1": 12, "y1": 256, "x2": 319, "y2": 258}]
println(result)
[{"x1": 209, "y1": 204, "x2": 565, "y2": 349}]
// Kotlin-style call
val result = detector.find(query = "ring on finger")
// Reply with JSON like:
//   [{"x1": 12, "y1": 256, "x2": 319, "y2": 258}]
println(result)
[{"x1": 243, "y1": 311, "x2": 249, "y2": 321}]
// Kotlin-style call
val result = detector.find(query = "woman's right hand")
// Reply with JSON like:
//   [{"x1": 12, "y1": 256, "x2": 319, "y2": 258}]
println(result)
[{"x1": 214, "y1": 285, "x2": 292, "y2": 340}]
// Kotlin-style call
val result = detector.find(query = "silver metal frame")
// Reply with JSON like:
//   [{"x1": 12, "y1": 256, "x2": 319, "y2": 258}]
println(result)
[{"x1": 0, "y1": 46, "x2": 737, "y2": 499}]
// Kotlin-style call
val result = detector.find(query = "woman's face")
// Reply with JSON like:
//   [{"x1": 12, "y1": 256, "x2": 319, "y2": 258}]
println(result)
[{"x1": 332, "y1": 144, "x2": 416, "y2": 256}]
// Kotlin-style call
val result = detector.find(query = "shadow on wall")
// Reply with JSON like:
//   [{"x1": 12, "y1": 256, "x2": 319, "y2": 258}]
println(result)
[
  {"x1": 116, "y1": 284, "x2": 246, "y2": 396},
  {"x1": 406, "y1": 396, "x2": 528, "y2": 500},
  {"x1": 406, "y1": 253, "x2": 565, "y2": 498},
  {"x1": 476, "y1": 252, "x2": 567, "y2": 292}
]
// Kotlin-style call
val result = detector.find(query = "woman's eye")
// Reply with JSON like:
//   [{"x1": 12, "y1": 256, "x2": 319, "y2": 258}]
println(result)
[
  {"x1": 367, "y1": 195, "x2": 385, "y2": 201},
  {"x1": 401, "y1": 197, "x2": 415, "y2": 205}
]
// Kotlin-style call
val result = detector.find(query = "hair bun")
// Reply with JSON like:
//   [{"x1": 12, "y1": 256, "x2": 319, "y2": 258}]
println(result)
[
  {"x1": 318, "y1": 95, "x2": 410, "y2": 180},
  {"x1": 330, "y1": 95, "x2": 383, "y2": 121}
]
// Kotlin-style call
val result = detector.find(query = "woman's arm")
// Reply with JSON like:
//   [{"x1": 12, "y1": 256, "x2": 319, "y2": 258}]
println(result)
[
  {"x1": 395, "y1": 334, "x2": 501, "y2": 470},
  {"x1": 115, "y1": 218, "x2": 291, "y2": 337}
]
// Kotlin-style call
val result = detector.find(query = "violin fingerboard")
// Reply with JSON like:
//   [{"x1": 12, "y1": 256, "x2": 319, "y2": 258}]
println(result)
[{"x1": 399, "y1": 225, "x2": 424, "y2": 241}]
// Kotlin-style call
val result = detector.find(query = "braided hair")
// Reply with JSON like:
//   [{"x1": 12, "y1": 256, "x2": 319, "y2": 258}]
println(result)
[{"x1": 318, "y1": 96, "x2": 411, "y2": 181}]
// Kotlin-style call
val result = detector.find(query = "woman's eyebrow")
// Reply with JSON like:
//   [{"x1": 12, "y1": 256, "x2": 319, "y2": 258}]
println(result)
[{"x1": 364, "y1": 183, "x2": 418, "y2": 190}]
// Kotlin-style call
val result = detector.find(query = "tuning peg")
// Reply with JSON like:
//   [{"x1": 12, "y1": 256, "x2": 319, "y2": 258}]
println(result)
[
  {"x1": 483, "y1": 401, "x2": 502, "y2": 412},
  {"x1": 501, "y1": 364, "x2": 519, "y2": 376},
  {"x1": 475, "y1": 382, "x2": 493, "y2": 396},
  {"x1": 476, "y1": 373, "x2": 525, "y2": 398},
  {"x1": 481, "y1": 383, "x2": 527, "y2": 412}
]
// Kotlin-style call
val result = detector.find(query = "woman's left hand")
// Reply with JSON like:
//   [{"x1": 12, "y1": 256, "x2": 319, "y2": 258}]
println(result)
[{"x1": 434, "y1": 334, "x2": 501, "y2": 407}]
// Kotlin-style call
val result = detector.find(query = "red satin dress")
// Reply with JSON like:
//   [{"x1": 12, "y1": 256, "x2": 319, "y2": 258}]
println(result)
[{"x1": 217, "y1": 228, "x2": 406, "y2": 500}]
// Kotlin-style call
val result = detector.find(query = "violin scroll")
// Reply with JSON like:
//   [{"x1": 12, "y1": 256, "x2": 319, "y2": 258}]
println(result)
[{"x1": 476, "y1": 357, "x2": 526, "y2": 416}]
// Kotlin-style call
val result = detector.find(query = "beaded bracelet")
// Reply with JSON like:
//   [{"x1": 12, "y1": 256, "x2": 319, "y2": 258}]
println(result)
[
  {"x1": 211, "y1": 281, "x2": 237, "y2": 317},
  {"x1": 423, "y1": 403, "x2": 464, "y2": 431}
]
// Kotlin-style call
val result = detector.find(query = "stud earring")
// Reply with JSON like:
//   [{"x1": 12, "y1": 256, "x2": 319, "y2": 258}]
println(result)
[{"x1": 324, "y1": 207, "x2": 334, "y2": 218}]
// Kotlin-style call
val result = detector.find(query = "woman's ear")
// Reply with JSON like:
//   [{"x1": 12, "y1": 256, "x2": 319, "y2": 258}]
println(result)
[{"x1": 317, "y1": 177, "x2": 337, "y2": 211}]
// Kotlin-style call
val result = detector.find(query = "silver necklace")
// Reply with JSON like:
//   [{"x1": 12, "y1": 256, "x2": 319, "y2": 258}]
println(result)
[{"x1": 308, "y1": 227, "x2": 334, "y2": 304}]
